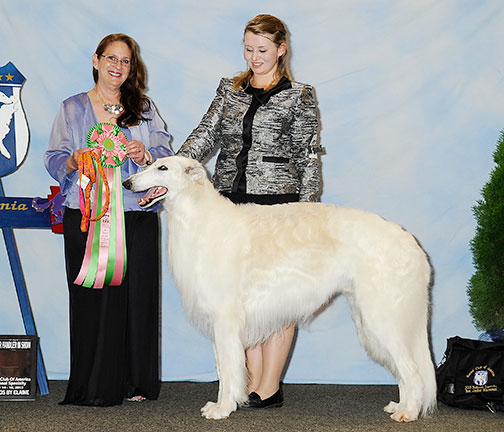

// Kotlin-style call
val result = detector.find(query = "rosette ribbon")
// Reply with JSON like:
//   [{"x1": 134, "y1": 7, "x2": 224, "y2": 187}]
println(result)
[{"x1": 74, "y1": 123, "x2": 128, "y2": 289}]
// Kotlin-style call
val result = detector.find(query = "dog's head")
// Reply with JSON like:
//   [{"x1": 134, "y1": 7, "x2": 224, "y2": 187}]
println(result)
[{"x1": 123, "y1": 156, "x2": 208, "y2": 208}]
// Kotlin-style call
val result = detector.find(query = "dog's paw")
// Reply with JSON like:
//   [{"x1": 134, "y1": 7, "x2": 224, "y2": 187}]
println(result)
[
  {"x1": 384, "y1": 401, "x2": 401, "y2": 414},
  {"x1": 200, "y1": 401, "x2": 235, "y2": 420},
  {"x1": 390, "y1": 409, "x2": 419, "y2": 422},
  {"x1": 200, "y1": 401, "x2": 215, "y2": 415}
]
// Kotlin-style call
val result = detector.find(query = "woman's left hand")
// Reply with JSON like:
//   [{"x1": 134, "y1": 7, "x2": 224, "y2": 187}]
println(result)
[{"x1": 126, "y1": 139, "x2": 148, "y2": 165}]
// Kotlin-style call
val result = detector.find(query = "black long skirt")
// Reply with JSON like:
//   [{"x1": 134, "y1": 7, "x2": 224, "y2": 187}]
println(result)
[{"x1": 59, "y1": 208, "x2": 161, "y2": 406}]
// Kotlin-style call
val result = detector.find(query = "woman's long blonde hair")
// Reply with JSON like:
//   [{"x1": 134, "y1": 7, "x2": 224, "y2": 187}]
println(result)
[{"x1": 233, "y1": 14, "x2": 293, "y2": 91}]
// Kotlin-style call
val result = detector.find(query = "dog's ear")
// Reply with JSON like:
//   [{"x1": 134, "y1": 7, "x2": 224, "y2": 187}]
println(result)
[{"x1": 185, "y1": 165, "x2": 206, "y2": 184}]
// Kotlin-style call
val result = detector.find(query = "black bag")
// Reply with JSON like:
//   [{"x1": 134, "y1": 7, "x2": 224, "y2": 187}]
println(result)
[{"x1": 436, "y1": 336, "x2": 504, "y2": 413}]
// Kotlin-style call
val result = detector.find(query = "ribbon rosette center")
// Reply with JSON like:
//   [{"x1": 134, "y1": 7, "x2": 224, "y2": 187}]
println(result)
[{"x1": 102, "y1": 137, "x2": 116, "y2": 151}]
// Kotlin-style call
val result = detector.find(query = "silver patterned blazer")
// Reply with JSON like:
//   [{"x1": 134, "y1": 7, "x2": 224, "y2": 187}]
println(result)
[{"x1": 177, "y1": 77, "x2": 322, "y2": 202}]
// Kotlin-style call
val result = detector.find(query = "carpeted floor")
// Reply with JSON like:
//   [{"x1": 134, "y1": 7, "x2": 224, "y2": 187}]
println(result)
[{"x1": 0, "y1": 381, "x2": 502, "y2": 431}]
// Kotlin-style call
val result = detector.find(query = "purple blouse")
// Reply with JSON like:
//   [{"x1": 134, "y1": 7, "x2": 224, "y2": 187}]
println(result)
[{"x1": 44, "y1": 92, "x2": 173, "y2": 211}]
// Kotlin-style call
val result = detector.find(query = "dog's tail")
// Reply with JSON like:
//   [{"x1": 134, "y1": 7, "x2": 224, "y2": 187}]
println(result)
[{"x1": 417, "y1": 338, "x2": 437, "y2": 417}]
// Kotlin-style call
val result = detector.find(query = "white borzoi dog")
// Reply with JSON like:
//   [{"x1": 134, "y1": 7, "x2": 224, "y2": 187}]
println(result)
[{"x1": 123, "y1": 155, "x2": 437, "y2": 422}]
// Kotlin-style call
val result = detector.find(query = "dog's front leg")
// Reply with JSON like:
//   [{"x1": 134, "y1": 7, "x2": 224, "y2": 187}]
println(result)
[{"x1": 201, "y1": 313, "x2": 248, "y2": 419}]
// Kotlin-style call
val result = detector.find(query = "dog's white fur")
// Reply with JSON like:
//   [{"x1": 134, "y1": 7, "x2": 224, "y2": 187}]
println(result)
[{"x1": 124, "y1": 156, "x2": 437, "y2": 422}]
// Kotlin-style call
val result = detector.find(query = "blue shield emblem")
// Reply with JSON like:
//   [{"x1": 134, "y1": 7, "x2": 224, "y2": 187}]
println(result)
[
  {"x1": 473, "y1": 369, "x2": 489, "y2": 386},
  {"x1": 0, "y1": 62, "x2": 29, "y2": 177}
]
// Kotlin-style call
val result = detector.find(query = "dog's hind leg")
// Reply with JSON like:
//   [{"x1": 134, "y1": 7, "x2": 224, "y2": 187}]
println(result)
[
  {"x1": 375, "y1": 297, "x2": 436, "y2": 421},
  {"x1": 386, "y1": 353, "x2": 424, "y2": 422},
  {"x1": 383, "y1": 336, "x2": 436, "y2": 419},
  {"x1": 361, "y1": 332, "x2": 424, "y2": 421},
  {"x1": 346, "y1": 292, "x2": 431, "y2": 422},
  {"x1": 201, "y1": 309, "x2": 248, "y2": 419},
  {"x1": 383, "y1": 381, "x2": 405, "y2": 414}
]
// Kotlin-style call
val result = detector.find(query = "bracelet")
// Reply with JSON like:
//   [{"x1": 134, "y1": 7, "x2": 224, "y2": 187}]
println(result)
[{"x1": 145, "y1": 150, "x2": 153, "y2": 166}]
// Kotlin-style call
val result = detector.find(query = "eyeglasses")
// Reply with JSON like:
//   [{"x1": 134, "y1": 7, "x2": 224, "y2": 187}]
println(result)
[{"x1": 99, "y1": 54, "x2": 131, "y2": 67}]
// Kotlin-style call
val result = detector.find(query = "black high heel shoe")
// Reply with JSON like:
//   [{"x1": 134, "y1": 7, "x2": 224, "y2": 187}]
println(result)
[{"x1": 240, "y1": 389, "x2": 284, "y2": 410}]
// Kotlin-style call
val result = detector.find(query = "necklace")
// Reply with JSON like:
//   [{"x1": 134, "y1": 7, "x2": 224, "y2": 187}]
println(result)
[{"x1": 95, "y1": 89, "x2": 124, "y2": 116}]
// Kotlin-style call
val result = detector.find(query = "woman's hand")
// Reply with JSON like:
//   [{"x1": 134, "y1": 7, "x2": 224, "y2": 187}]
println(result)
[
  {"x1": 66, "y1": 147, "x2": 94, "y2": 174},
  {"x1": 125, "y1": 139, "x2": 148, "y2": 165}
]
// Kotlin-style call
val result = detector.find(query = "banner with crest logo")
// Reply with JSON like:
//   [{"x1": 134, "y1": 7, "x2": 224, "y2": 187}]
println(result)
[{"x1": 0, "y1": 62, "x2": 29, "y2": 177}]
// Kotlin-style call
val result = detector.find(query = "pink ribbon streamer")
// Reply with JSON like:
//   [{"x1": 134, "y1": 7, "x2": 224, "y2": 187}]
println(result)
[
  {"x1": 74, "y1": 177, "x2": 101, "y2": 287},
  {"x1": 93, "y1": 168, "x2": 113, "y2": 289},
  {"x1": 110, "y1": 168, "x2": 125, "y2": 285}
]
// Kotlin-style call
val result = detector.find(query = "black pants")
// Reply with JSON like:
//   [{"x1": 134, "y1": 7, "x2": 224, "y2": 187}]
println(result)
[{"x1": 60, "y1": 208, "x2": 160, "y2": 406}]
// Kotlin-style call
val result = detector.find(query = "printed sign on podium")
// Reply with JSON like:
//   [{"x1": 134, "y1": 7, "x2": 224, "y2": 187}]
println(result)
[{"x1": 0, "y1": 335, "x2": 37, "y2": 401}]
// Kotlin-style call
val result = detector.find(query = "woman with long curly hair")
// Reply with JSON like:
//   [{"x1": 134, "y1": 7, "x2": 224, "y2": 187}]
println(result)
[{"x1": 45, "y1": 33, "x2": 173, "y2": 406}]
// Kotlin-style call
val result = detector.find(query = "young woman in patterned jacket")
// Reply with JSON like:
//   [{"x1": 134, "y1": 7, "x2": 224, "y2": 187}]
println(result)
[{"x1": 178, "y1": 14, "x2": 323, "y2": 409}]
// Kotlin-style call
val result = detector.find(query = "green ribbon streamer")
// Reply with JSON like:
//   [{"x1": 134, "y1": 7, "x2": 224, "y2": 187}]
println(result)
[{"x1": 82, "y1": 171, "x2": 103, "y2": 288}]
